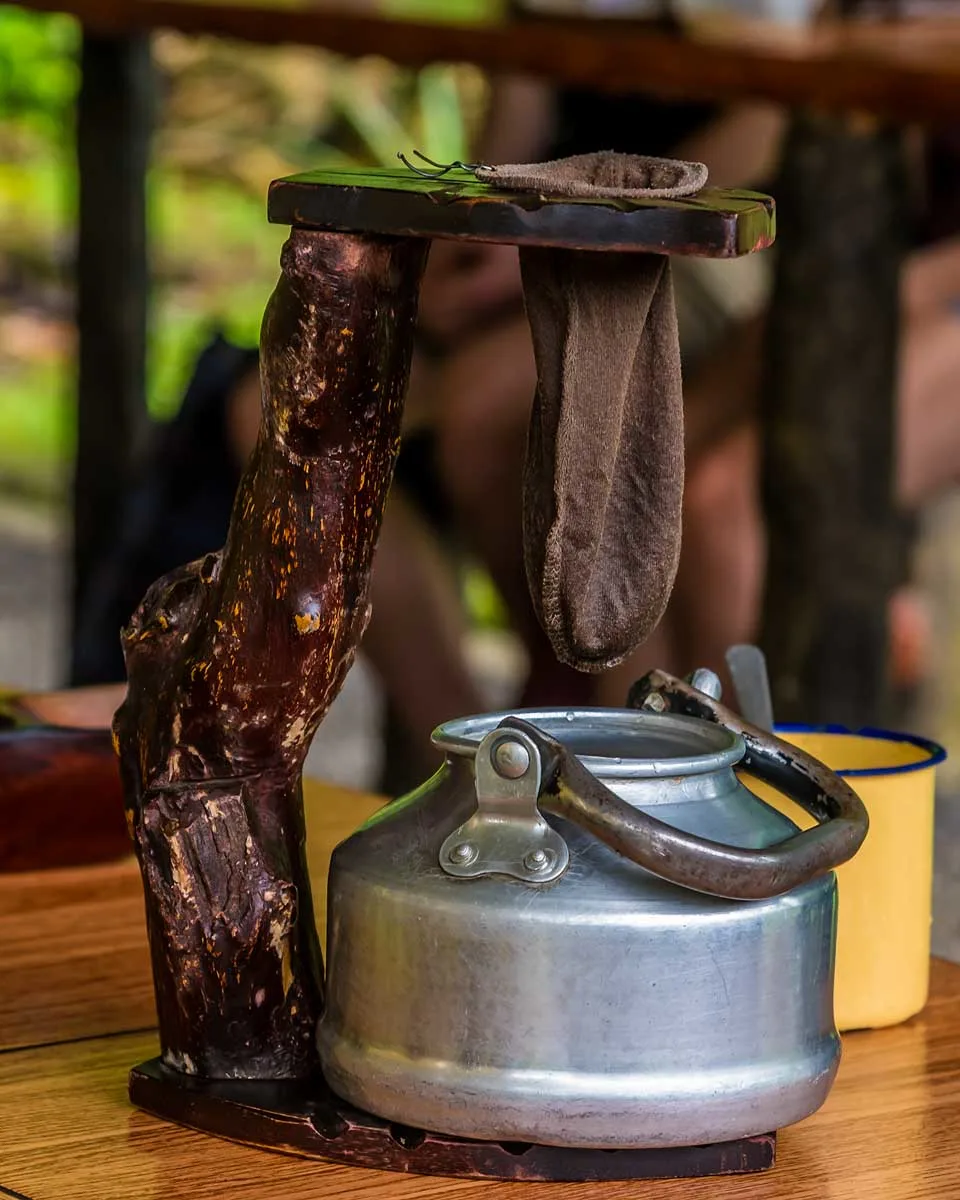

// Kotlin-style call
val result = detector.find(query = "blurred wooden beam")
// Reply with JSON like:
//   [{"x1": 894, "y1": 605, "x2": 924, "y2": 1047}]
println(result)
[{"x1": 19, "y1": 0, "x2": 960, "y2": 127}]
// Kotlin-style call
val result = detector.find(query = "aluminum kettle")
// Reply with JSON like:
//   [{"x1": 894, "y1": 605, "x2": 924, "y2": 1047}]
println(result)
[{"x1": 319, "y1": 670, "x2": 868, "y2": 1149}]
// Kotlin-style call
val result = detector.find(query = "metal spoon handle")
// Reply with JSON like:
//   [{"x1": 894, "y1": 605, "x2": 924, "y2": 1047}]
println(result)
[{"x1": 725, "y1": 643, "x2": 775, "y2": 733}]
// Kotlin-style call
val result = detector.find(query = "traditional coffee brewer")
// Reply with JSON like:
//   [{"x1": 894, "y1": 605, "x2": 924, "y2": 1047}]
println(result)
[
  {"x1": 116, "y1": 157, "x2": 867, "y2": 1181},
  {"x1": 322, "y1": 685, "x2": 866, "y2": 1150}
]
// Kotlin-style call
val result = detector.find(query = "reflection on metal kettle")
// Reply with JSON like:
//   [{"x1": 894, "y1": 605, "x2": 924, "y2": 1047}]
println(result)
[{"x1": 318, "y1": 668, "x2": 868, "y2": 1150}]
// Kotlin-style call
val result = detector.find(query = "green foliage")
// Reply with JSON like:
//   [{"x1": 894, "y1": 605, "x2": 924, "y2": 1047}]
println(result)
[
  {"x1": 0, "y1": 8, "x2": 79, "y2": 140},
  {"x1": 463, "y1": 563, "x2": 509, "y2": 630},
  {"x1": 0, "y1": 355, "x2": 72, "y2": 497},
  {"x1": 416, "y1": 65, "x2": 469, "y2": 164},
  {"x1": 0, "y1": 10, "x2": 485, "y2": 501},
  {"x1": 0, "y1": 7, "x2": 510, "y2": 629},
  {"x1": 383, "y1": 0, "x2": 503, "y2": 19}
]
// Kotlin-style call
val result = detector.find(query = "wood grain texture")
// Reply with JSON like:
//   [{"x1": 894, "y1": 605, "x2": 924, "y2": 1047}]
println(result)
[
  {"x1": 2, "y1": 962, "x2": 960, "y2": 1199},
  {"x1": 2, "y1": 776, "x2": 960, "y2": 1197},
  {"x1": 0, "y1": 780, "x2": 384, "y2": 1054},
  {"x1": 113, "y1": 229, "x2": 426, "y2": 1081},
  {"x1": 14, "y1": 1, "x2": 960, "y2": 125}
]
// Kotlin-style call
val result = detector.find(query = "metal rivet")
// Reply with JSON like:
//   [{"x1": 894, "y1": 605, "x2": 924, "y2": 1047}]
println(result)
[
  {"x1": 493, "y1": 739, "x2": 531, "y2": 779},
  {"x1": 642, "y1": 693, "x2": 667, "y2": 713},
  {"x1": 448, "y1": 841, "x2": 478, "y2": 866},
  {"x1": 523, "y1": 848, "x2": 552, "y2": 873}
]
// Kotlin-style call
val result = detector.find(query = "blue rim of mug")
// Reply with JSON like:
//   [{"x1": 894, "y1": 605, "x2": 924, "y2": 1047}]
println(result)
[{"x1": 774, "y1": 723, "x2": 947, "y2": 777}]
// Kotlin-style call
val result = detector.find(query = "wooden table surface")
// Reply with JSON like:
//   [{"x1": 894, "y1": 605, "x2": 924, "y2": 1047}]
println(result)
[
  {"x1": 19, "y1": 0, "x2": 960, "y2": 125},
  {"x1": 3, "y1": 776, "x2": 960, "y2": 1199}
]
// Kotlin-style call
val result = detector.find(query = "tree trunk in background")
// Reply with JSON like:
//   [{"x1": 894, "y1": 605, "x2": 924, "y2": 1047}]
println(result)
[
  {"x1": 72, "y1": 31, "x2": 154, "y2": 683},
  {"x1": 760, "y1": 111, "x2": 911, "y2": 726}
]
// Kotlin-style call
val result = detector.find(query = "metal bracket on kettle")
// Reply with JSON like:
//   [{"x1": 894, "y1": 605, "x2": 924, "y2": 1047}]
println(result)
[{"x1": 439, "y1": 726, "x2": 570, "y2": 884}]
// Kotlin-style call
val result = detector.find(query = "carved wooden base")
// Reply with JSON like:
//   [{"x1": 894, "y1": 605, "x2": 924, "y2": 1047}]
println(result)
[{"x1": 129, "y1": 1058, "x2": 776, "y2": 1181}]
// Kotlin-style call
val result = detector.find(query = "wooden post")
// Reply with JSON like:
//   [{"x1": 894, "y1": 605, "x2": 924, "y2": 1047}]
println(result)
[
  {"x1": 71, "y1": 31, "x2": 153, "y2": 683},
  {"x1": 759, "y1": 111, "x2": 910, "y2": 726},
  {"x1": 114, "y1": 230, "x2": 428, "y2": 1078}
]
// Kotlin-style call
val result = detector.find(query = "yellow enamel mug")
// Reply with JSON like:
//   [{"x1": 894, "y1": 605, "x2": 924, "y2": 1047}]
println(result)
[{"x1": 745, "y1": 726, "x2": 945, "y2": 1032}]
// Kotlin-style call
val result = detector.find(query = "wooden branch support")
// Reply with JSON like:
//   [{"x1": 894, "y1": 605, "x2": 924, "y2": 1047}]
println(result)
[{"x1": 114, "y1": 229, "x2": 427, "y2": 1078}]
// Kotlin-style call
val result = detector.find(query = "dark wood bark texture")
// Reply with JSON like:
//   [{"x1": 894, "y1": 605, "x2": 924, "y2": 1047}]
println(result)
[{"x1": 114, "y1": 229, "x2": 427, "y2": 1079}]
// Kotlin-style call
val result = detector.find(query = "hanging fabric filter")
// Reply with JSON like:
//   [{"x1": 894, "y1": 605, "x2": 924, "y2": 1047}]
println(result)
[{"x1": 476, "y1": 151, "x2": 708, "y2": 671}]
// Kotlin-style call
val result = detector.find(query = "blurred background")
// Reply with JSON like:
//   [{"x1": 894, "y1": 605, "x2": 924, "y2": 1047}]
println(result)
[
  {"x1": 1, "y1": 0, "x2": 959, "y2": 811},
  {"x1": 0, "y1": 3, "x2": 517, "y2": 784},
  {"x1": 0, "y1": 4, "x2": 490, "y2": 493}
]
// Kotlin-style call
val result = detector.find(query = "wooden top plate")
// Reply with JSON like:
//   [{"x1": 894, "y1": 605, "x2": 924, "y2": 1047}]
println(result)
[{"x1": 268, "y1": 167, "x2": 775, "y2": 257}]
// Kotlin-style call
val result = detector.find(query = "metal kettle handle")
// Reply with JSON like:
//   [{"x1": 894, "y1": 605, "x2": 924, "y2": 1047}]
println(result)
[{"x1": 499, "y1": 669, "x2": 868, "y2": 901}]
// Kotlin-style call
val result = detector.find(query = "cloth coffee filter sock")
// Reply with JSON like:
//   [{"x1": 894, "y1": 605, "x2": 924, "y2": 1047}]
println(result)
[
  {"x1": 478, "y1": 151, "x2": 707, "y2": 671},
  {"x1": 475, "y1": 150, "x2": 708, "y2": 201}
]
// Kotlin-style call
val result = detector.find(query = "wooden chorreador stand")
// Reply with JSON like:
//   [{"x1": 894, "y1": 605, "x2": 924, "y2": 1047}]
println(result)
[{"x1": 117, "y1": 166, "x2": 776, "y2": 1181}]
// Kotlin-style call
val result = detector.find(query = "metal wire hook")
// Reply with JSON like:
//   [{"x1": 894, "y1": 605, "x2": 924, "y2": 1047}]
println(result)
[{"x1": 397, "y1": 149, "x2": 486, "y2": 178}]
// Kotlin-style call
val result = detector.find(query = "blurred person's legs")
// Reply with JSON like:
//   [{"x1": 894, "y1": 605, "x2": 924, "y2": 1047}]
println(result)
[
  {"x1": 898, "y1": 236, "x2": 960, "y2": 510},
  {"x1": 434, "y1": 231, "x2": 960, "y2": 709},
  {"x1": 360, "y1": 489, "x2": 487, "y2": 779},
  {"x1": 428, "y1": 246, "x2": 772, "y2": 696},
  {"x1": 75, "y1": 239, "x2": 957, "y2": 755},
  {"x1": 429, "y1": 312, "x2": 594, "y2": 709},
  {"x1": 599, "y1": 235, "x2": 960, "y2": 703},
  {"x1": 72, "y1": 190, "x2": 959, "y2": 769},
  {"x1": 307, "y1": 227, "x2": 958, "y2": 738},
  {"x1": 594, "y1": 421, "x2": 765, "y2": 707}
]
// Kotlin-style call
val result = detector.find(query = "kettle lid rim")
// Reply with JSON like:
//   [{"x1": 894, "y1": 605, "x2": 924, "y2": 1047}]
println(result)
[{"x1": 432, "y1": 708, "x2": 744, "y2": 780}]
